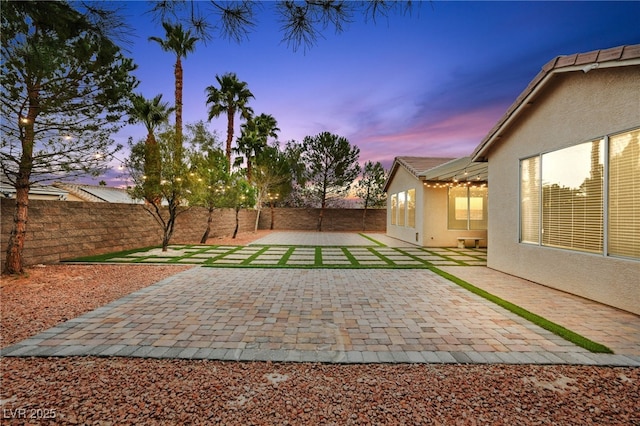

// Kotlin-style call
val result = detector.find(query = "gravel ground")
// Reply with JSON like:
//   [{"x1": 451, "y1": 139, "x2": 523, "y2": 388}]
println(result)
[{"x1": 1, "y1": 232, "x2": 639, "y2": 425}]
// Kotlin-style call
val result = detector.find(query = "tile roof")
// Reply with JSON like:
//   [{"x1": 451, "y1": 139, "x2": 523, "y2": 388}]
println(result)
[
  {"x1": 53, "y1": 182, "x2": 142, "y2": 204},
  {"x1": 1, "y1": 179, "x2": 69, "y2": 199},
  {"x1": 384, "y1": 156, "x2": 456, "y2": 192},
  {"x1": 472, "y1": 44, "x2": 640, "y2": 161}
]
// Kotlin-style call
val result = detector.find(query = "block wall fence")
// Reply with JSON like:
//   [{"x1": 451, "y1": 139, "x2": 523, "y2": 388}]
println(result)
[{"x1": 0, "y1": 199, "x2": 386, "y2": 270}]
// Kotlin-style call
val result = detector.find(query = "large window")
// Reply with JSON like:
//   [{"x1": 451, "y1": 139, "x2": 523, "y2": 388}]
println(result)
[
  {"x1": 407, "y1": 188, "x2": 416, "y2": 227},
  {"x1": 390, "y1": 194, "x2": 397, "y2": 225},
  {"x1": 608, "y1": 130, "x2": 640, "y2": 258},
  {"x1": 448, "y1": 186, "x2": 488, "y2": 230},
  {"x1": 520, "y1": 127, "x2": 639, "y2": 260},
  {"x1": 390, "y1": 189, "x2": 416, "y2": 228},
  {"x1": 397, "y1": 191, "x2": 406, "y2": 226},
  {"x1": 520, "y1": 156, "x2": 540, "y2": 243}
]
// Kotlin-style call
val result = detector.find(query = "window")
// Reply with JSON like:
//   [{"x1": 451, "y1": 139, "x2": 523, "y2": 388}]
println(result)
[
  {"x1": 407, "y1": 188, "x2": 416, "y2": 227},
  {"x1": 519, "y1": 127, "x2": 639, "y2": 260},
  {"x1": 397, "y1": 191, "x2": 406, "y2": 226},
  {"x1": 541, "y1": 140, "x2": 604, "y2": 253},
  {"x1": 608, "y1": 130, "x2": 640, "y2": 258},
  {"x1": 448, "y1": 186, "x2": 488, "y2": 230},
  {"x1": 520, "y1": 156, "x2": 540, "y2": 243},
  {"x1": 390, "y1": 194, "x2": 397, "y2": 225}
]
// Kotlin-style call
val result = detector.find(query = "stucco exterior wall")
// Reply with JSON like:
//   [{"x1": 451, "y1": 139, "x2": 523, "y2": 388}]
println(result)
[
  {"x1": 422, "y1": 187, "x2": 486, "y2": 248},
  {"x1": 386, "y1": 168, "x2": 487, "y2": 247},
  {"x1": 483, "y1": 65, "x2": 640, "y2": 314},
  {"x1": 386, "y1": 167, "x2": 421, "y2": 245}
]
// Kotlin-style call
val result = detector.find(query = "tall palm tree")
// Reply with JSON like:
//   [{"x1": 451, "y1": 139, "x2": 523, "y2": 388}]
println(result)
[
  {"x1": 149, "y1": 22, "x2": 198, "y2": 161},
  {"x1": 205, "y1": 72, "x2": 254, "y2": 169},
  {"x1": 235, "y1": 113, "x2": 279, "y2": 183},
  {"x1": 128, "y1": 93, "x2": 174, "y2": 202}
]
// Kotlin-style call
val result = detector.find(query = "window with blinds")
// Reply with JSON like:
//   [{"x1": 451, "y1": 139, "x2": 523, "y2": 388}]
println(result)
[
  {"x1": 390, "y1": 194, "x2": 397, "y2": 225},
  {"x1": 520, "y1": 156, "x2": 540, "y2": 243},
  {"x1": 541, "y1": 140, "x2": 604, "y2": 253},
  {"x1": 608, "y1": 129, "x2": 640, "y2": 259},
  {"x1": 398, "y1": 191, "x2": 406, "y2": 226},
  {"x1": 518, "y1": 127, "x2": 639, "y2": 260},
  {"x1": 407, "y1": 188, "x2": 416, "y2": 227},
  {"x1": 448, "y1": 186, "x2": 488, "y2": 230}
]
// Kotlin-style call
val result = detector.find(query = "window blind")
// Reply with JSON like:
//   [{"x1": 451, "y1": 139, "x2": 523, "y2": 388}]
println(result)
[
  {"x1": 608, "y1": 129, "x2": 640, "y2": 258},
  {"x1": 520, "y1": 156, "x2": 540, "y2": 243}
]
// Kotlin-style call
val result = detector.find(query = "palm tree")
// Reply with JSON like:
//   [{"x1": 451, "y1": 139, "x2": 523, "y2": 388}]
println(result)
[
  {"x1": 205, "y1": 72, "x2": 254, "y2": 169},
  {"x1": 149, "y1": 22, "x2": 198, "y2": 161},
  {"x1": 235, "y1": 113, "x2": 279, "y2": 183},
  {"x1": 128, "y1": 93, "x2": 174, "y2": 203}
]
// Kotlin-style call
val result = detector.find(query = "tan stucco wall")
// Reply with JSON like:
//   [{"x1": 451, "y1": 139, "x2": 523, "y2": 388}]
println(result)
[
  {"x1": 386, "y1": 167, "x2": 421, "y2": 245},
  {"x1": 386, "y1": 168, "x2": 487, "y2": 247},
  {"x1": 483, "y1": 65, "x2": 640, "y2": 314},
  {"x1": 422, "y1": 187, "x2": 486, "y2": 248}
]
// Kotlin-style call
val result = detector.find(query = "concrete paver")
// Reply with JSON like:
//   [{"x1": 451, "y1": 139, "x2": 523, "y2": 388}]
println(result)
[
  {"x1": 3, "y1": 232, "x2": 638, "y2": 365},
  {"x1": 3, "y1": 266, "x2": 638, "y2": 365}
]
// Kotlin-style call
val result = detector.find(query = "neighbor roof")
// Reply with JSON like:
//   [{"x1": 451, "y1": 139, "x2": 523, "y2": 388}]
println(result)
[
  {"x1": 53, "y1": 182, "x2": 142, "y2": 204},
  {"x1": 472, "y1": 44, "x2": 640, "y2": 161},
  {"x1": 1, "y1": 178, "x2": 69, "y2": 200},
  {"x1": 384, "y1": 156, "x2": 456, "y2": 192}
]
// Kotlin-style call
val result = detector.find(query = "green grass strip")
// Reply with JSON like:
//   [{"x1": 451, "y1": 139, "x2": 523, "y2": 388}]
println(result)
[
  {"x1": 341, "y1": 247, "x2": 360, "y2": 266},
  {"x1": 240, "y1": 246, "x2": 270, "y2": 265},
  {"x1": 278, "y1": 247, "x2": 296, "y2": 266},
  {"x1": 63, "y1": 246, "x2": 161, "y2": 262},
  {"x1": 358, "y1": 233, "x2": 386, "y2": 246},
  {"x1": 391, "y1": 248, "x2": 434, "y2": 266},
  {"x1": 366, "y1": 247, "x2": 395, "y2": 265},
  {"x1": 314, "y1": 247, "x2": 323, "y2": 265},
  {"x1": 203, "y1": 246, "x2": 245, "y2": 265},
  {"x1": 429, "y1": 267, "x2": 613, "y2": 354}
]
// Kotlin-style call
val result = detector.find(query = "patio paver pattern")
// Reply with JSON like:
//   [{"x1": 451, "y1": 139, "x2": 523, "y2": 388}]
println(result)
[{"x1": 2, "y1": 233, "x2": 638, "y2": 365}]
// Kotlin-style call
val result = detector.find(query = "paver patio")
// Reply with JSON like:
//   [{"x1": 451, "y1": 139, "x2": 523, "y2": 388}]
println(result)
[{"x1": 2, "y1": 232, "x2": 638, "y2": 365}]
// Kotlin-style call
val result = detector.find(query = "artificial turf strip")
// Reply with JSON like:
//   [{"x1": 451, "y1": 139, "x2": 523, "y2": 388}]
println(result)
[
  {"x1": 357, "y1": 233, "x2": 386, "y2": 246},
  {"x1": 429, "y1": 267, "x2": 614, "y2": 354},
  {"x1": 63, "y1": 246, "x2": 162, "y2": 262},
  {"x1": 277, "y1": 247, "x2": 296, "y2": 266},
  {"x1": 341, "y1": 247, "x2": 360, "y2": 266},
  {"x1": 314, "y1": 247, "x2": 323, "y2": 265}
]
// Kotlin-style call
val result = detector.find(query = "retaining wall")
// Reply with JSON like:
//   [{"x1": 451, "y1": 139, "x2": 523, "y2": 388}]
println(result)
[{"x1": 1, "y1": 199, "x2": 386, "y2": 269}]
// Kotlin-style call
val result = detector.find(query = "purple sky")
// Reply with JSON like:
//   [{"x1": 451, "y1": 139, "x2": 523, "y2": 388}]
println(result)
[{"x1": 97, "y1": 1, "x2": 640, "y2": 186}]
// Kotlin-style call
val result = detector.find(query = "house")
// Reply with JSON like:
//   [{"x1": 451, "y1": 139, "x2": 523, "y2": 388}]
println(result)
[
  {"x1": 384, "y1": 156, "x2": 488, "y2": 247},
  {"x1": 471, "y1": 44, "x2": 640, "y2": 314},
  {"x1": 1, "y1": 178, "x2": 69, "y2": 200},
  {"x1": 52, "y1": 182, "x2": 142, "y2": 204}
]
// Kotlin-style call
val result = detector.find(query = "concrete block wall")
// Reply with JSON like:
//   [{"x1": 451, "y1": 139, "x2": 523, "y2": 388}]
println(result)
[
  {"x1": 1, "y1": 200, "x2": 386, "y2": 269},
  {"x1": 258, "y1": 207, "x2": 386, "y2": 231},
  {"x1": 0, "y1": 199, "x2": 257, "y2": 269}
]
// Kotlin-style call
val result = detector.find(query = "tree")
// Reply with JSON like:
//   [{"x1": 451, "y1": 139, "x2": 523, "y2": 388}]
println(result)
[
  {"x1": 252, "y1": 144, "x2": 294, "y2": 231},
  {"x1": 127, "y1": 93, "x2": 174, "y2": 203},
  {"x1": 216, "y1": 173, "x2": 256, "y2": 239},
  {"x1": 205, "y1": 72, "x2": 254, "y2": 169},
  {"x1": 301, "y1": 132, "x2": 360, "y2": 231},
  {"x1": 126, "y1": 127, "x2": 190, "y2": 251},
  {"x1": 355, "y1": 161, "x2": 387, "y2": 230},
  {"x1": 0, "y1": 1, "x2": 138, "y2": 274},
  {"x1": 183, "y1": 121, "x2": 229, "y2": 243},
  {"x1": 234, "y1": 113, "x2": 280, "y2": 183},
  {"x1": 149, "y1": 1, "x2": 414, "y2": 52},
  {"x1": 149, "y1": 21, "x2": 198, "y2": 161}
]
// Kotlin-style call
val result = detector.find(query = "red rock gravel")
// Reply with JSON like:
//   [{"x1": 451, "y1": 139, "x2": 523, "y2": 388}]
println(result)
[{"x1": 1, "y1": 237, "x2": 639, "y2": 425}]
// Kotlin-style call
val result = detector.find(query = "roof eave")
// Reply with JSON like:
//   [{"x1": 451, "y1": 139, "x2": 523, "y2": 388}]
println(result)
[{"x1": 471, "y1": 53, "x2": 640, "y2": 162}]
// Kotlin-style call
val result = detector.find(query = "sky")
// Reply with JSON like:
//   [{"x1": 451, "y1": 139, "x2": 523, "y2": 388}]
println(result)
[{"x1": 96, "y1": 1, "x2": 640, "y2": 187}]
